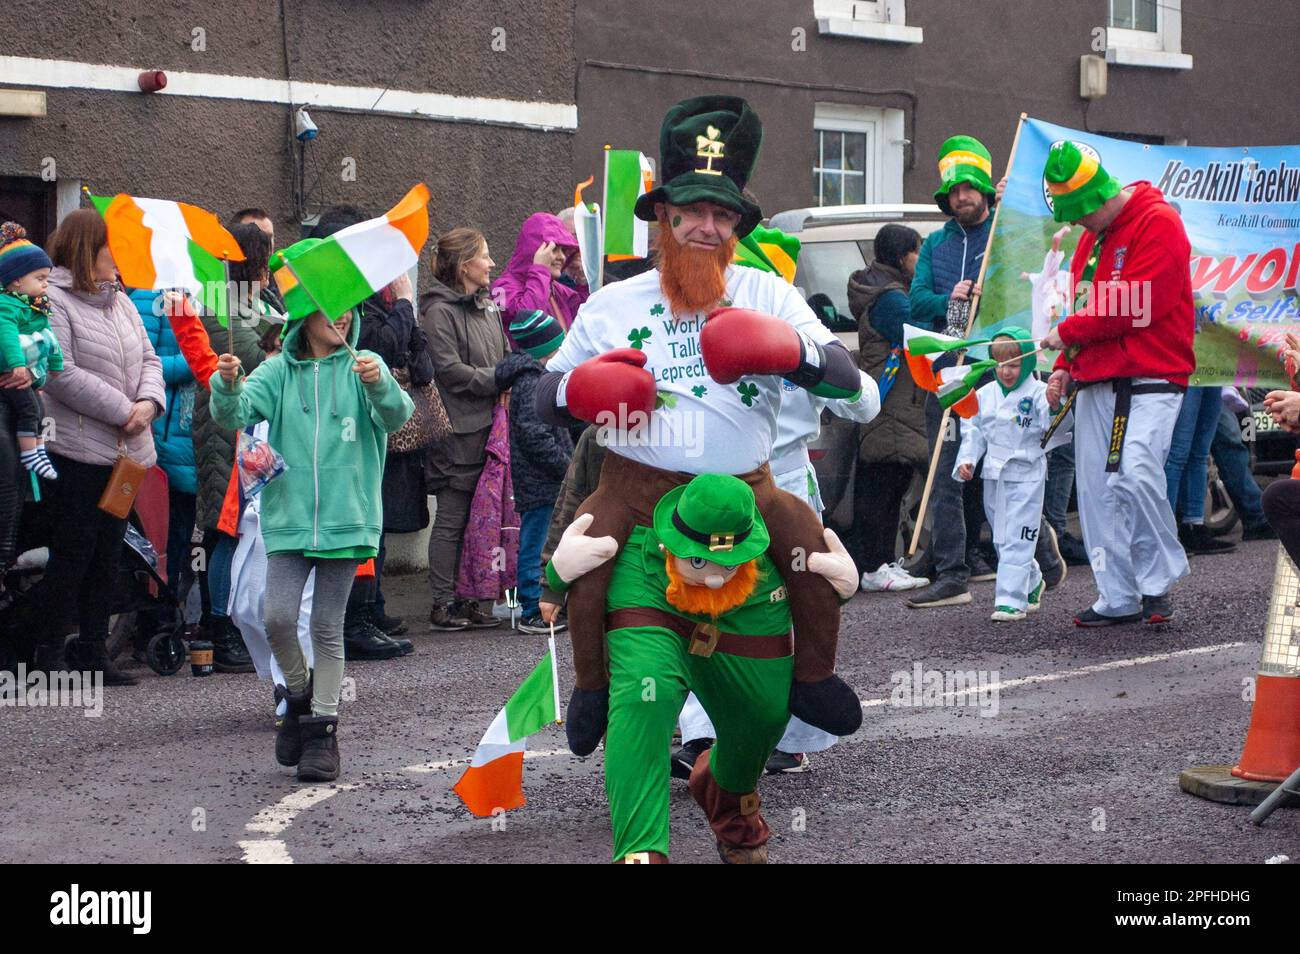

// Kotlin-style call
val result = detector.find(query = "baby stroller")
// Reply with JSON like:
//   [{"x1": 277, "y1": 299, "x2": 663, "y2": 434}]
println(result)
[{"x1": 0, "y1": 466, "x2": 182, "y2": 676}]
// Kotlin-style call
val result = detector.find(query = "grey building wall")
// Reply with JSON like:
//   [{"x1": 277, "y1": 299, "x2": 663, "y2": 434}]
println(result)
[
  {"x1": 0, "y1": 0, "x2": 578, "y2": 267},
  {"x1": 573, "y1": 0, "x2": 1300, "y2": 218}
]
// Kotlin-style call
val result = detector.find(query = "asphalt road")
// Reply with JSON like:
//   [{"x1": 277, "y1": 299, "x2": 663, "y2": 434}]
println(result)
[{"x1": 1, "y1": 530, "x2": 1293, "y2": 865}]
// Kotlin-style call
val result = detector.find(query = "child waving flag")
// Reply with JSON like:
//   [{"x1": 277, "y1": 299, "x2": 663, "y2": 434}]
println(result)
[{"x1": 210, "y1": 237, "x2": 414, "y2": 782}]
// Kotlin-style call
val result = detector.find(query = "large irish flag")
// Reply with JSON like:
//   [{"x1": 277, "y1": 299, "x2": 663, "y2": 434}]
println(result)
[
  {"x1": 275, "y1": 183, "x2": 430, "y2": 320},
  {"x1": 603, "y1": 149, "x2": 653, "y2": 260},
  {"x1": 90, "y1": 192, "x2": 242, "y2": 318},
  {"x1": 452, "y1": 649, "x2": 559, "y2": 817}
]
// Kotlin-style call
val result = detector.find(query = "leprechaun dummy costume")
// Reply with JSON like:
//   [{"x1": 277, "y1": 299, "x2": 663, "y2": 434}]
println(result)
[
  {"x1": 536, "y1": 96, "x2": 866, "y2": 778},
  {"x1": 546, "y1": 474, "x2": 857, "y2": 862}
]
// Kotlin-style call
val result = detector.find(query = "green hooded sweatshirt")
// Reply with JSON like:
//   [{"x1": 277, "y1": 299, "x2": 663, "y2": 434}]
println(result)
[{"x1": 209, "y1": 312, "x2": 414, "y2": 557}]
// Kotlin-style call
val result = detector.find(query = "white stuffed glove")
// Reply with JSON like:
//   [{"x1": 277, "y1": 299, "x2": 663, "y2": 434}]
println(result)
[
  {"x1": 806, "y1": 528, "x2": 858, "y2": 600},
  {"x1": 551, "y1": 512, "x2": 619, "y2": 584}
]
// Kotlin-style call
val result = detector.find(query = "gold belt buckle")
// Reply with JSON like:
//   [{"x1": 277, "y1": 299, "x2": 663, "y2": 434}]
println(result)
[
  {"x1": 688, "y1": 623, "x2": 721, "y2": 657},
  {"x1": 624, "y1": 851, "x2": 652, "y2": 864},
  {"x1": 739, "y1": 792, "x2": 761, "y2": 816}
]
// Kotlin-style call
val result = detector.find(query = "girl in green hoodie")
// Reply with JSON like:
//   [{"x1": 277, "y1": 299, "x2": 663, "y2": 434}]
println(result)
[{"x1": 211, "y1": 250, "x2": 413, "y2": 782}]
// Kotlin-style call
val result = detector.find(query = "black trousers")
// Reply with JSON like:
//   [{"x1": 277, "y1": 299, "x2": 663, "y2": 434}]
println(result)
[
  {"x1": 1263, "y1": 480, "x2": 1300, "y2": 571},
  {"x1": 853, "y1": 460, "x2": 916, "y2": 571},
  {"x1": 33, "y1": 454, "x2": 126, "y2": 646},
  {"x1": 0, "y1": 391, "x2": 25, "y2": 568}
]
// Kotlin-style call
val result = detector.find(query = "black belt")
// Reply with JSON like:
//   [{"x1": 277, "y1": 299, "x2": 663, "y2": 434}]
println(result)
[{"x1": 1079, "y1": 378, "x2": 1185, "y2": 473}]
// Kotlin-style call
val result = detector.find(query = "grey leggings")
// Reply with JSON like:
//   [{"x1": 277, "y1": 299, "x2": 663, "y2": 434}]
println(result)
[{"x1": 265, "y1": 553, "x2": 359, "y2": 716}]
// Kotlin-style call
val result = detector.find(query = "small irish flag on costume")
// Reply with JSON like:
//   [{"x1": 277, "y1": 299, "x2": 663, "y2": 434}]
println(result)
[
  {"x1": 453, "y1": 648, "x2": 560, "y2": 817},
  {"x1": 90, "y1": 191, "x2": 241, "y2": 318},
  {"x1": 603, "y1": 149, "x2": 654, "y2": 260},
  {"x1": 936, "y1": 360, "x2": 996, "y2": 418},
  {"x1": 274, "y1": 183, "x2": 430, "y2": 320}
]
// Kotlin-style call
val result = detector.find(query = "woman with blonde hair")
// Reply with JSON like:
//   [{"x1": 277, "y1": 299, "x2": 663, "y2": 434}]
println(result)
[{"x1": 420, "y1": 228, "x2": 510, "y2": 630}]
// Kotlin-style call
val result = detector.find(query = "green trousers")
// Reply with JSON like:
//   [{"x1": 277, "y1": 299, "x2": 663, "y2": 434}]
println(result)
[{"x1": 604, "y1": 528, "x2": 793, "y2": 861}]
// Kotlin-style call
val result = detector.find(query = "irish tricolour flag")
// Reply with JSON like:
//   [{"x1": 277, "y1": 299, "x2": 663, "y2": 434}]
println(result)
[
  {"x1": 603, "y1": 149, "x2": 654, "y2": 259},
  {"x1": 452, "y1": 647, "x2": 561, "y2": 817},
  {"x1": 90, "y1": 192, "x2": 242, "y2": 318},
  {"x1": 275, "y1": 183, "x2": 430, "y2": 320},
  {"x1": 903, "y1": 324, "x2": 991, "y2": 393},
  {"x1": 937, "y1": 360, "x2": 997, "y2": 418}
]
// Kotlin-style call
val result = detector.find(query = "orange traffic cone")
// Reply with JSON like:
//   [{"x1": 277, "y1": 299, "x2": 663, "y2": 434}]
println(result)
[{"x1": 1231, "y1": 451, "x2": 1300, "y2": 782}]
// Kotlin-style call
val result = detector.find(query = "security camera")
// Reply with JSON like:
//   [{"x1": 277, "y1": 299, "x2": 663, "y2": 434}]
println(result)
[{"x1": 294, "y1": 107, "x2": 318, "y2": 141}]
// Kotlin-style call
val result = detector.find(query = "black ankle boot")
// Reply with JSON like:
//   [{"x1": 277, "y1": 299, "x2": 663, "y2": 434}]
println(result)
[
  {"x1": 297, "y1": 715, "x2": 340, "y2": 782},
  {"x1": 72, "y1": 637, "x2": 138, "y2": 686},
  {"x1": 275, "y1": 682, "x2": 314, "y2": 767},
  {"x1": 32, "y1": 637, "x2": 69, "y2": 676},
  {"x1": 206, "y1": 616, "x2": 255, "y2": 673},
  {"x1": 1181, "y1": 522, "x2": 1236, "y2": 555}
]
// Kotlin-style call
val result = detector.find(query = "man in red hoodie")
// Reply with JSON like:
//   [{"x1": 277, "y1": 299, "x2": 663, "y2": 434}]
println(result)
[{"x1": 1042, "y1": 140, "x2": 1193, "y2": 627}]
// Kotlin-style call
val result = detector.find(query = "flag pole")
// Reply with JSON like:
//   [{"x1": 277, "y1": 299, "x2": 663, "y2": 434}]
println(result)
[
  {"x1": 220, "y1": 252, "x2": 235, "y2": 356},
  {"x1": 599, "y1": 144, "x2": 611, "y2": 290},
  {"x1": 909, "y1": 112, "x2": 1029, "y2": 557},
  {"x1": 279, "y1": 259, "x2": 363, "y2": 363},
  {"x1": 548, "y1": 624, "x2": 562, "y2": 725}
]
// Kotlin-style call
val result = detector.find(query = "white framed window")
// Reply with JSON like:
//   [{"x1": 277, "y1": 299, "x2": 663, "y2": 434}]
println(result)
[
  {"x1": 813, "y1": 104, "x2": 905, "y2": 206},
  {"x1": 1105, "y1": 0, "x2": 1192, "y2": 69},
  {"x1": 814, "y1": 0, "x2": 922, "y2": 44}
]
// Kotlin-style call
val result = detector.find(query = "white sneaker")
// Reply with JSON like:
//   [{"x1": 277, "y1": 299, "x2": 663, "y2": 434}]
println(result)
[
  {"x1": 884, "y1": 560, "x2": 929, "y2": 590},
  {"x1": 860, "y1": 565, "x2": 898, "y2": 591},
  {"x1": 991, "y1": 606, "x2": 1028, "y2": 622}
]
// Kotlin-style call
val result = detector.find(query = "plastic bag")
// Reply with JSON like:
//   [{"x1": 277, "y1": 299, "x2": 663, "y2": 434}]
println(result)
[{"x1": 237, "y1": 430, "x2": 286, "y2": 498}]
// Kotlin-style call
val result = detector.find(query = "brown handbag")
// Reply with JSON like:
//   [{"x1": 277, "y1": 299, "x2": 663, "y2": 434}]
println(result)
[
  {"x1": 98, "y1": 445, "x2": 148, "y2": 519},
  {"x1": 388, "y1": 367, "x2": 452, "y2": 454}
]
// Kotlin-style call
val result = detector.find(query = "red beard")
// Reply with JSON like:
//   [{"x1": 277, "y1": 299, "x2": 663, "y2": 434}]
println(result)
[{"x1": 654, "y1": 228, "x2": 737, "y2": 316}]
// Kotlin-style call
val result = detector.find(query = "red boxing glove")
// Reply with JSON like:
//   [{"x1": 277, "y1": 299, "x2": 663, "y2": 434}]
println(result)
[
  {"x1": 563, "y1": 348, "x2": 657, "y2": 424},
  {"x1": 701, "y1": 307, "x2": 805, "y2": 385}
]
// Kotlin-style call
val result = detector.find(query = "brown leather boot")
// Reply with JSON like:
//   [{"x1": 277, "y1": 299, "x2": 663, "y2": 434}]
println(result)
[
  {"x1": 614, "y1": 851, "x2": 668, "y2": 864},
  {"x1": 688, "y1": 749, "x2": 770, "y2": 864}
]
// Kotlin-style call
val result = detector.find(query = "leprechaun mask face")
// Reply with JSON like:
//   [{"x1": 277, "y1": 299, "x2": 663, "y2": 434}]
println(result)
[{"x1": 664, "y1": 552, "x2": 759, "y2": 618}]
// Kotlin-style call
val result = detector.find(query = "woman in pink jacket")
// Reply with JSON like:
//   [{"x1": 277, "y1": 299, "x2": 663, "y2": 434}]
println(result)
[
  {"x1": 30, "y1": 209, "x2": 165, "y2": 685},
  {"x1": 490, "y1": 213, "x2": 588, "y2": 336}
]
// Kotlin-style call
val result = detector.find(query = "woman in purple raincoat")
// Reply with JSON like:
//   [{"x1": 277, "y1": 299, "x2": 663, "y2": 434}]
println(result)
[{"x1": 490, "y1": 213, "x2": 588, "y2": 335}]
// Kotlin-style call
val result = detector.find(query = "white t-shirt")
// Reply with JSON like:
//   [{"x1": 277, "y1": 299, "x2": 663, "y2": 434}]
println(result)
[{"x1": 549, "y1": 266, "x2": 839, "y2": 474}]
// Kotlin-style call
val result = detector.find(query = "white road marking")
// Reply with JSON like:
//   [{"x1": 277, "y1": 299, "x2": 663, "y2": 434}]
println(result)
[
  {"x1": 239, "y1": 640, "x2": 1249, "y2": 860},
  {"x1": 861, "y1": 640, "x2": 1247, "y2": 707},
  {"x1": 245, "y1": 783, "x2": 358, "y2": 835},
  {"x1": 238, "y1": 839, "x2": 294, "y2": 864}
]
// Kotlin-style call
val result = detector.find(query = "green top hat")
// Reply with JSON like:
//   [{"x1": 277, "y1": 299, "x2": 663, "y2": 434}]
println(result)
[
  {"x1": 634, "y1": 95, "x2": 764, "y2": 238},
  {"x1": 933, "y1": 135, "x2": 996, "y2": 216},
  {"x1": 989, "y1": 325, "x2": 1035, "y2": 394},
  {"x1": 652, "y1": 473, "x2": 770, "y2": 567},
  {"x1": 1043, "y1": 140, "x2": 1122, "y2": 223},
  {"x1": 270, "y1": 237, "x2": 325, "y2": 323}
]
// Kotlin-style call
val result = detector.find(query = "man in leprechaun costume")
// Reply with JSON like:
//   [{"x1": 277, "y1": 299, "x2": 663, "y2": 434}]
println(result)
[
  {"x1": 1040, "y1": 140, "x2": 1193, "y2": 627},
  {"x1": 546, "y1": 473, "x2": 858, "y2": 862},
  {"x1": 536, "y1": 96, "x2": 866, "y2": 783}
]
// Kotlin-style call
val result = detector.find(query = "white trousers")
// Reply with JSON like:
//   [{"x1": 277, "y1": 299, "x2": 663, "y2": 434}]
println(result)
[
  {"x1": 983, "y1": 477, "x2": 1044, "y2": 611},
  {"x1": 1074, "y1": 384, "x2": 1189, "y2": 617},
  {"x1": 228, "y1": 502, "x2": 314, "y2": 687},
  {"x1": 678, "y1": 462, "x2": 839, "y2": 755}
]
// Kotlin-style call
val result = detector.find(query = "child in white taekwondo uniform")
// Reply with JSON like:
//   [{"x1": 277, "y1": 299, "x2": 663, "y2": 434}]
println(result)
[
  {"x1": 954, "y1": 329, "x2": 1069, "y2": 621},
  {"x1": 678, "y1": 372, "x2": 880, "y2": 773}
]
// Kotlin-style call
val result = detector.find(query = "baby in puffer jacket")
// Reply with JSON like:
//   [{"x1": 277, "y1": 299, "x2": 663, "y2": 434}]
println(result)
[{"x1": 0, "y1": 221, "x2": 64, "y2": 478}]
